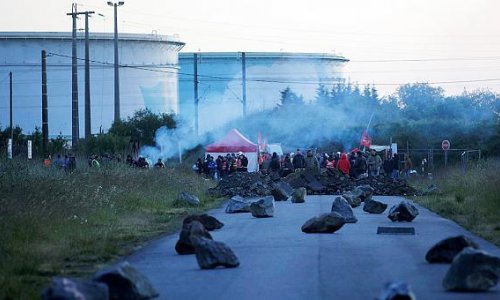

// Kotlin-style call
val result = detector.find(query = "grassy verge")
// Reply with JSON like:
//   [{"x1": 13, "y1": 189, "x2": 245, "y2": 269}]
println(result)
[
  {"x1": 410, "y1": 159, "x2": 500, "y2": 246},
  {"x1": 0, "y1": 159, "x2": 219, "y2": 299}
]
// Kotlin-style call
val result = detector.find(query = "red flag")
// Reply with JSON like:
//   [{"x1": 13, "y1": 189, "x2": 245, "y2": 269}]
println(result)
[
  {"x1": 258, "y1": 132, "x2": 263, "y2": 152},
  {"x1": 360, "y1": 130, "x2": 372, "y2": 148}
]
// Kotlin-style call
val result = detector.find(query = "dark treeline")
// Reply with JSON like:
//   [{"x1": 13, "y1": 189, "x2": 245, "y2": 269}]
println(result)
[{"x1": 226, "y1": 82, "x2": 500, "y2": 157}]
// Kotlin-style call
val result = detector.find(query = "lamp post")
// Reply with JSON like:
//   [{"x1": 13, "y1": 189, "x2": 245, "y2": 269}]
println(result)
[{"x1": 107, "y1": 1, "x2": 124, "y2": 123}]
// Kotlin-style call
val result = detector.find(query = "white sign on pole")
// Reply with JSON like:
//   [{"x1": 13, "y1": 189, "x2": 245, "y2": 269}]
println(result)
[
  {"x1": 391, "y1": 143, "x2": 398, "y2": 156},
  {"x1": 28, "y1": 140, "x2": 32, "y2": 159},
  {"x1": 442, "y1": 139, "x2": 451, "y2": 150},
  {"x1": 7, "y1": 138, "x2": 12, "y2": 159}
]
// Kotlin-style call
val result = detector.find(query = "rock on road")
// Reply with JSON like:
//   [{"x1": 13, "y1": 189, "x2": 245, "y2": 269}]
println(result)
[{"x1": 125, "y1": 196, "x2": 500, "y2": 300}]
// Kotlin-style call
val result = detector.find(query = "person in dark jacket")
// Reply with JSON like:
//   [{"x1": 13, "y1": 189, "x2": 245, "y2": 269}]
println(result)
[
  {"x1": 281, "y1": 154, "x2": 294, "y2": 177},
  {"x1": 352, "y1": 151, "x2": 367, "y2": 179},
  {"x1": 292, "y1": 149, "x2": 305, "y2": 171},
  {"x1": 238, "y1": 152, "x2": 249, "y2": 172},
  {"x1": 391, "y1": 153, "x2": 400, "y2": 179},
  {"x1": 269, "y1": 152, "x2": 281, "y2": 173}
]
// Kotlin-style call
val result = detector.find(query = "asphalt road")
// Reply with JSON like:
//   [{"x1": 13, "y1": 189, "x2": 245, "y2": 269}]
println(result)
[{"x1": 126, "y1": 196, "x2": 500, "y2": 300}]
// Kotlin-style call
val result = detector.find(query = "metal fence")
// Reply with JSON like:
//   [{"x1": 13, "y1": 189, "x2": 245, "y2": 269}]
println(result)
[{"x1": 397, "y1": 148, "x2": 481, "y2": 177}]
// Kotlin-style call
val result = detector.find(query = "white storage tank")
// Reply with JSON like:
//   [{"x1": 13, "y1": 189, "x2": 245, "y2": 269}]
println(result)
[
  {"x1": 179, "y1": 52, "x2": 348, "y2": 133},
  {"x1": 0, "y1": 32, "x2": 184, "y2": 136}
]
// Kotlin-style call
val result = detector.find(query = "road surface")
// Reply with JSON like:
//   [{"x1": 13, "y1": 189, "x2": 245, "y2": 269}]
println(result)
[{"x1": 126, "y1": 196, "x2": 500, "y2": 300}]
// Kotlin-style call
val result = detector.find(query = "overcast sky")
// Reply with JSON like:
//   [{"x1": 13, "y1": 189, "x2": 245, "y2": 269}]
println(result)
[{"x1": 2, "y1": 0, "x2": 500, "y2": 96}]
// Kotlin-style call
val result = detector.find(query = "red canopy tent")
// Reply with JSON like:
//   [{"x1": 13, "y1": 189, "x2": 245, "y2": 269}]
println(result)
[{"x1": 205, "y1": 129, "x2": 258, "y2": 172}]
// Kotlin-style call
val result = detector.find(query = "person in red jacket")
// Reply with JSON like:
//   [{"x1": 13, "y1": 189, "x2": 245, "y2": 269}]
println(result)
[{"x1": 336, "y1": 152, "x2": 351, "y2": 175}]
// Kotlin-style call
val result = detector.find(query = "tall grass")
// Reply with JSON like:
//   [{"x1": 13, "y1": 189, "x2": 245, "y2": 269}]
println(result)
[
  {"x1": 0, "y1": 158, "x2": 218, "y2": 299},
  {"x1": 411, "y1": 159, "x2": 500, "y2": 246}
]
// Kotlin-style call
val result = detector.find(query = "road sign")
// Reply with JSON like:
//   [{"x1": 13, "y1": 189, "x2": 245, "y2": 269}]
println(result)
[{"x1": 442, "y1": 140, "x2": 450, "y2": 151}]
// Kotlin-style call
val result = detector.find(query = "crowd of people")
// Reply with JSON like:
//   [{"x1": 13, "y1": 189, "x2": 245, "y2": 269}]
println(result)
[
  {"x1": 42, "y1": 153, "x2": 168, "y2": 172},
  {"x1": 256, "y1": 148, "x2": 413, "y2": 180},
  {"x1": 43, "y1": 154, "x2": 77, "y2": 172},
  {"x1": 194, "y1": 152, "x2": 249, "y2": 179}
]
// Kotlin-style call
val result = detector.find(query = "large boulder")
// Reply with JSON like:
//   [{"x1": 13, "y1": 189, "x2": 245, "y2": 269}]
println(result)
[
  {"x1": 291, "y1": 187, "x2": 307, "y2": 203},
  {"x1": 354, "y1": 185, "x2": 375, "y2": 201},
  {"x1": 342, "y1": 193, "x2": 362, "y2": 208},
  {"x1": 191, "y1": 236, "x2": 240, "y2": 269},
  {"x1": 387, "y1": 201, "x2": 419, "y2": 222},
  {"x1": 271, "y1": 181, "x2": 293, "y2": 201},
  {"x1": 42, "y1": 277, "x2": 109, "y2": 300},
  {"x1": 175, "y1": 192, "x2": 200, "y2": 206},
  {"x1": 175, "y1": 221, "x2": 213, "y2": 255},
  {"x1": 182, "y1": 214, "x2": 224, "y2": 231},
  {"x1": 301, "y1": 212, "x2": 346, "y2": 233},
  {"x1": 331, "y1": 196, "x2": 358, "y2": 223},
  {"x1": 93, "y1": 261, "x2": 158, "y2": 300},
  {"x1": 225, "y1": 195, "x2": 252, "y2": 213},
  {"x1": 426, "y1": 235, "x2": 480, "y2": 263},
  {"x1": 250, "y1": 196, "x2": 275, "y2": 218},
  {"x1": 363, "y1": 199, "x2": 388, "y2": 214},
  {"x1": 377, "y1": 280, "x2": 416, "y2": 300},
  {"x1": 443, "y1": 247, "x2": 500, "y2": 291}
]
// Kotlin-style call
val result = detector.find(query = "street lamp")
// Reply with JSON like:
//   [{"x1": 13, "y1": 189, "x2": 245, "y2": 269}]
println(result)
[{"x1": 107, "y1": 1, "x2": 124, "y2": 123}]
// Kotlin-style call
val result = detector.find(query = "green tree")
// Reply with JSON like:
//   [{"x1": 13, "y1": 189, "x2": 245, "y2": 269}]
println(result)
[
  {"x1": 396, "y1": 83, "x2": 445, "y2": 120},
  {"x1": 278, "y1": 87, "x2": 304, "y2": 107},
  {"x1": 108, "y1": 108, "x2": 177, "y2": 146}
]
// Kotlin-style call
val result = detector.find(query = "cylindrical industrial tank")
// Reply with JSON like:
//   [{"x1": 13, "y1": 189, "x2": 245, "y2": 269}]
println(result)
[
  {"x1": 0, "y1": 32, "x2": 184, "y2": 137},
  {"x1": 178, "y1": 52, "x2": 348, "y2": 133}
]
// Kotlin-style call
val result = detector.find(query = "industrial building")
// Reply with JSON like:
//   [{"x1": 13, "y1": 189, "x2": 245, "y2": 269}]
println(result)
[
  {"x1": 0, "y1": 32, "x2": 184, "y2": 137},
  {"x1": 178, "y1": 52, "x2": 349, "y2": 134}
]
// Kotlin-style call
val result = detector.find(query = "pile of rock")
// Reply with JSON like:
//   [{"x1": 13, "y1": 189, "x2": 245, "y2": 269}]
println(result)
[
  {"x1": 209, "y1": 170, "x2": 419, "y2": 198},
  {"x1": 208, "y1": 172, "x2": 275, "y2": 198},
  {"x1": 284, "y1": 170, "x2": 419, "y2": 196}
]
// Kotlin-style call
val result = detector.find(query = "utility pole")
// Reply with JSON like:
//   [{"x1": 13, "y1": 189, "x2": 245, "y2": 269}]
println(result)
[
  {"x1": 194, "y1": 53, "x2": 199, "y2": 136},
  {"x1": 67, "y1": 3, "x2": 79, "y2": 148},
  {"x1": 9, "y1": 72, "x2": 13, "y2": 141},
  {"x1": 108, "y1": 1, "x2": 125, "y2": 123},
  {"x1": 83, "y1": 11, "x2": 95, "y2": 140},
  {"x1": 41, "y1": 50, "x2": 48, "y2": 155},
  {"x1": 242, "y1": 52, "x2": 247, "y2": 118}
]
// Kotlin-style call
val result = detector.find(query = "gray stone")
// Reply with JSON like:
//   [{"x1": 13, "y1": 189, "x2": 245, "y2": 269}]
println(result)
[
  {"x1": 191, "y1": 236, "x2": 240, "y2": 269},
  {"x1": 331, "y1": 196, "x2": 358, "y2": 223},
  {"x1": 250, "y1": 196, "x2": 275, "y2": 218},
  {"x1": 175, "y1": 220, "x2": 213, "y2": 255},
  {"x1": 225, "y1": 195, "x2": 251, "y2": 213},
  {"x1": 363, "y1": 199, "x2": 388, "y2": 214},
  {"x1": 271, "y1": 181, "x2": 293, "y2": 201},
  {"x1": 443, "y1": 247, "x2": 500, "y2": 291},
  {"x1": 93, "y1": 261, "x2": 158, "y2": 300},
  {"x1": 388, "y1": 201, "x2": 419, "y2": 222},
  {"x1": 291, "y1": 187, "x2": 307, "y2": 203},
  {"x1": 377, "y1": 280, "x2": 416, "y2": 300},
  {"x1": 301, "y1": 212, "x2": 346, "y2": 233},
  {"x1": 354, "y1": 185, "x2": 375, "y2": 201},
  {"x1": 176, "y1": 192, "x2": 200, "y2": 206},
  {"x1": 182, "y1": 214, "x2": 224, "y2": 231},
  {"x1": 426, "y1": 235, "x2": 480, "y2": 263},
  {"x1": 42, "y1": 277, "x2": 109, "y2": 300},
  {"x1": 342, "y1": 193, "x2": 362, "y2": 208}
]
